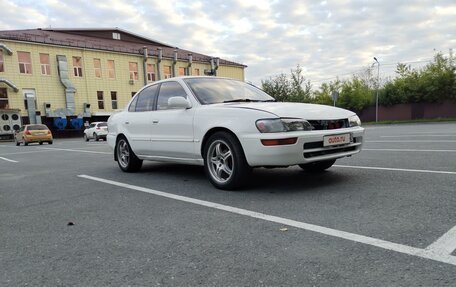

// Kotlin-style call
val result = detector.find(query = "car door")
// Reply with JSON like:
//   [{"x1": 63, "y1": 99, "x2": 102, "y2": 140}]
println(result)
[
  {"x1": 150, "y1": 81, "x2": 195, "y2": 159},
  {"x1": 123, "y1": 85, "x2": 158, "y2": 155}
]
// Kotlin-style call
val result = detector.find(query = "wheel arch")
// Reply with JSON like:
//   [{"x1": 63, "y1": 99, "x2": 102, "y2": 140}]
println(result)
[
  {"x1": 113, "y1": 133, "x2": 127, "y2": 161},
  {"x1": 200, "y1": 127, "x2": 244, "y2": 157}
]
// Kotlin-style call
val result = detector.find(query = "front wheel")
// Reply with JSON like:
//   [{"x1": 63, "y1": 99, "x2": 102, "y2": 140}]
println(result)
[
  {"x1": 203, "y1": 132, "x2": 251, "y2": 190},
  {"x1": 299, "y1": 159, "x2": 336, "y2": 172},
  {"x1": 116, "y1": 137, "x2": 142, "y2": 172}
]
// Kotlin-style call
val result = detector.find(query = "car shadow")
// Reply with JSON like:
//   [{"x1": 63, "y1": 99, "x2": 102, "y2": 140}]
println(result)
[{"x1": 138, "y1": 162, "x2": 348, "y2": 194}]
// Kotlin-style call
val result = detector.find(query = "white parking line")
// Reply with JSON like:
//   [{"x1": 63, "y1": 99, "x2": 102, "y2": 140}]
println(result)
[
  {"x1": 40, "y1": 147, "x2": 111, "y2": 155},
  {"x1": 0, "y1": 156, "x2": 18, "y2": 163},
  {"x1": 367, "y1": 140, "x2": 456, "y2": 143},
  {"x1": 0, "y1": 150, "x2": 53, "y2": 156},
  {"x1": 425, "y1": 226, "x2": 456, "y2": 256},
  {"x1": 381, "y1": 135, "x2": 456, "y2": 138},
  {"x1": 363, "y1": 148, "x2": 456, "y2": 153},
  {"x1": 78, "y1": 174, "x2": 456, "y2": 266},
  {"x1": 334, "y1": 165, "x2": 456, "y2": 175}
]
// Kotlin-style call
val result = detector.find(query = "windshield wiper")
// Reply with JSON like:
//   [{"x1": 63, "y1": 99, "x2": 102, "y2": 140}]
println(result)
[{"x1": 223, "y1": 98, "x2": 273, "y2": 103}]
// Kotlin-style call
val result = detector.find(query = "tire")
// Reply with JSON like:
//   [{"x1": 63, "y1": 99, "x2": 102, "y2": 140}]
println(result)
[
  {"x1": 116, "y1": 137, "x2": 142, "y2": 172},
  {"x1": 94, "y1": 133, "x2": 99, "y2": 141},
  {"x1": 48, "y1": 141, "x2": 53, "y2": 145},
  {"x1": 39, "y1": 142, "x2": 43, "y2": 145},
  {"x1": 84, "y1": 134, "x2": 89, "y2": 142},
  {"x1": 299, "y1": 159, "x2": 336, "y2": 172},
  {"x1": 24, "y1": 139, "x2": 28, "y2": 146},
  {"x1": 203, "y1": 132, "x2": 251, "y2": 190},
  {"x1": 15, "y1": 137, "x2": 20, "y2": 146}
]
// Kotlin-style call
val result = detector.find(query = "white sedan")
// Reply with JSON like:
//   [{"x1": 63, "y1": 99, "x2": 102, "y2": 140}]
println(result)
[{"x1": 107, "y1": 76, "x2": 364, "y2": 190}]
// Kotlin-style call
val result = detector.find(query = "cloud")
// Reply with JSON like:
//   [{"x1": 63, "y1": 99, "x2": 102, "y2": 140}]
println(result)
[{"x1": 0, "y1": 0, "x2": 455, "y2": 87}]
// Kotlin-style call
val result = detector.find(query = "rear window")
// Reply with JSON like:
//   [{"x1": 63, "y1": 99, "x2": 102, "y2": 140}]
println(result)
[
  {"x1": 27, "y1": 125, "x2": 49, "y2": 131},
  {"x1": 98, "y1": 122, "x2": 107, "y2": 127}
]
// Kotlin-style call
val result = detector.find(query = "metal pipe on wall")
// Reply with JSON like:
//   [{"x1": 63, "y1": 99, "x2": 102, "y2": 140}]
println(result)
[
  {"x1": 142, "y1": 46, "x2": 148, "y2": 85},
  {"x1": 157, "y1": 48, "x2": 162, "y2": 80}
]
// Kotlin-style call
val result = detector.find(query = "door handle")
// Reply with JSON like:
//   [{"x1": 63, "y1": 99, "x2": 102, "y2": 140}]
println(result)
[
  {"x1": 152, "y1": 120, "x2": 159, "y2": 124},
  {"x1": 125, "y1": 121, "x2": 130, "y2": 124}
]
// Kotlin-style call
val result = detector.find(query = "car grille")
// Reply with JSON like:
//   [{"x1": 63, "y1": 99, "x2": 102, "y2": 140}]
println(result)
[
  {"x1": 303, "y1": 136, "x2": 363, "y2": 159},
  {"x1": 308, "y1": 119, "x2": 349, "y2": 130}
]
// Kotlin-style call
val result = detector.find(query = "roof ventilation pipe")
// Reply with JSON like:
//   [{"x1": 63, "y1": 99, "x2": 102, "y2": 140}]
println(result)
[
  {"x1": 142, "y1": 46, "x2": 148, "y2": 85},
  {"x1": 0, "y1": 78, "x2": 19, "y2": 92},
  {"x1": 0, "y1": 43, "x2": 13, "y2": 55},
  {"x1": 187, "y1": 53, "x2": 192, "y2": 76},
  {"x1": 172, "y1": 49, "x2": 178, "y2": 77},
  {"x1": 157, "y1": 48, "x2": 162, "y2": 80}
]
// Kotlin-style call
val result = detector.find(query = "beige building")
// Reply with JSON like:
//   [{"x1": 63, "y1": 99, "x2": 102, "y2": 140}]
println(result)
[{"x1": 0, "y1": 28, "x2": 246, "y2": 138}]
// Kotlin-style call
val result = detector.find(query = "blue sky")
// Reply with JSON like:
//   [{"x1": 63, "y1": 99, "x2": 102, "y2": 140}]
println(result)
[{"x1": 1, "y1": 0, "x2": 455, "y2": 86}]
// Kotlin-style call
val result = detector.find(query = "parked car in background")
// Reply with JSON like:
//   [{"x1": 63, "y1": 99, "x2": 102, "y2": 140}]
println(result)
[
  {"x1": 107, "y1": 76, "x2": 364, "y2": 190},
  {"x1": 15, "y1": 124, "x2": 53, "y2": 146},
  {"x1": 83, "y1": 122, "x2": 108, "y2": 141}
]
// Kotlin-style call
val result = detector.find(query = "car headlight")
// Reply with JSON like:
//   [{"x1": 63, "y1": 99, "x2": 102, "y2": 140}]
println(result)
[
  {"x1": 349, "y1": 115, "x2": 361, "y2": 127},
  {"x1": 256, "y1": 118, "x2": 314, "y2": 133}
]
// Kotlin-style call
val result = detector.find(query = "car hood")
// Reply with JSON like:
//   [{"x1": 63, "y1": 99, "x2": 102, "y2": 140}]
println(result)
[{"x1": 220, "y1": 102, "x2": 355, "y2": 120}]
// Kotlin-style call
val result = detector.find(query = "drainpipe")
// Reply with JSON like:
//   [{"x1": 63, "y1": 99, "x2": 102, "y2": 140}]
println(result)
[
  {"x1": 0, "y1": 43, "x2": 13, "y2": 55},
  {"x1": 187, "y1": 53, "x2": 193, "y2": 76},
  {"x1": 142, "y1": 46, "x2": 148, "y2": 85},
  {"x1": 214, "y1": 57, "x2": 220, "y2": 76},
  {"x1": 172, "y1": 49, "x2": 178, "y2": 77},
  {"x1": 0, "y1": 78, "x2": 19, "y2": 92},
  {"x1": 157, "y1": 48, "x2": 162, "y2": 80}
]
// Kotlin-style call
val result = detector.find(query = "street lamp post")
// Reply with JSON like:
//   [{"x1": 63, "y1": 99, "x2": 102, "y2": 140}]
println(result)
[{"x1": 373, "y1": 57, "x2": 380, "y2": 122}]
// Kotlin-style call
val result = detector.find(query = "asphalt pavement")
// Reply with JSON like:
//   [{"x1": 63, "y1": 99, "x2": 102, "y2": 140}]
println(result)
[{"x1": 1, "y1": 122, "x2": 455, "y2": 286}]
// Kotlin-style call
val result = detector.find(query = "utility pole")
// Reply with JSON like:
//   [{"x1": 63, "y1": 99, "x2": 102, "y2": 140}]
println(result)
[{"x1": 373, "y1": 57, "x2": 380, "y2": 122}]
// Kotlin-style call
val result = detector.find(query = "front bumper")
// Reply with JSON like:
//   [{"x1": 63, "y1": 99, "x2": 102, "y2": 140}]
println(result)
[{"x1": 240, "y1": 127, "x2": 364, "y2": 167}]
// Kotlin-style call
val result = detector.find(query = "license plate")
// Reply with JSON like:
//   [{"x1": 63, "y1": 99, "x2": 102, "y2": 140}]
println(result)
[{"x1": 323, "y1": 133, "x2": 351, "y2": 146}]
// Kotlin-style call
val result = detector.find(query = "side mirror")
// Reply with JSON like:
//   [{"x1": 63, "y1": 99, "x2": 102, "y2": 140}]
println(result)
[{"x1": 168, "y1": 97, "x2": 192, "y2": 109}]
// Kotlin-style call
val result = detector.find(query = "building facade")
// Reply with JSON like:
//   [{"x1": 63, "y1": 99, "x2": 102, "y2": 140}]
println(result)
[{"x1": 0, "y1": 28, "x2": 246, "y2": 138}]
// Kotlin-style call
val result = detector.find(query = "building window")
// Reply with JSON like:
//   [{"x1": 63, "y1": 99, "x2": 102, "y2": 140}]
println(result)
[
  {"x1": 129, "y1": 62, "x2": 138, "y2": 81},
  {"x1": 112, "y1": 32, "x2": 121, "y2": 40},
  {"x1": 18, "y1": 51, "x2": 32, "y2": 74},
  {"x1": 73, "y1": 56, "x2": 83, "y2": 77},
  {"x1": 97, "y1": 91, "x2": 104, "y2": 109},
  {"x1": 179, "y1": 67, "x2": 186, "y2": 76},
  {"x1": 0, "y1": 88, "x2": 8, "y2": 109},
  {"x1": 107, "y1": 60, "x2": 115, "y2": 79},
  {"x1": 0, "y1": 51, "x2": 4, "y2": 72},
  {"x1": 164, "y1": 65, "x2": 172, "y2": 79},
  {"x1": 93, "y1": 58, "x2": 102, "y2": 78},
  {"x1": 147, "y1": 64, "x2": 156, "y2": 82},
  {"x1": 194, "y1": 68, "x2": 200, "y2": 76},
  {"x1": 39, "y1": 53, "x2": 51, "y2": 75},
  {"x1": 111, "y1": 91, "x2": 117, "y2": 109}
]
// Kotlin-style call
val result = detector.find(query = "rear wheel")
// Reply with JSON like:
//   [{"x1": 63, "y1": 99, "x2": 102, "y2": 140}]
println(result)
[
  {"x1": 24, "y1": 139, "x2": 28, "y2": 146},
  {"x1": 94, "y1": 133, "x2": 99, "y2": 141},
  {"x1": 299, "y1": 159, "x2": 336, "y2": 172},
  {"x1": 203, "y1": 132, "x2": 251, "y2": 190},
  {"x1": 48, "y1": 141, "x2": 53, "y2": 145},
  {"x1": 39, "y1": 142, "x2": 43, "y2": 145},
  {"x1": 116, "y1": 137, "x2": 142, "y2": 172},
  {"x1": 84, "y1": 134, "x2": 89, "y2": 142},
  {"x1": 15, "y1": 138, "x2": 20, "y2": 146}
]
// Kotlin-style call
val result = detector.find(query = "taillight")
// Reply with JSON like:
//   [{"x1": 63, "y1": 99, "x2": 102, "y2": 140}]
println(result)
[{"x1": 25, "y1": 130, "x2": 31, "y2": 135}]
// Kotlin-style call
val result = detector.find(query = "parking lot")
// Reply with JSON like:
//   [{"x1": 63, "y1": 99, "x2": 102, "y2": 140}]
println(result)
[{"x1": 1, "y1": 122, "x2": 455, "y2": 286}]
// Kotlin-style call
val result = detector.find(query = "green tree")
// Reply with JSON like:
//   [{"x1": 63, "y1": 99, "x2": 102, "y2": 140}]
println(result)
[
  {"x1": 337, "y1": 77, "x2": 373, "y2": 111},
  {"x1": 261, "y1": 65, "x2": 312, "y2": 102}
]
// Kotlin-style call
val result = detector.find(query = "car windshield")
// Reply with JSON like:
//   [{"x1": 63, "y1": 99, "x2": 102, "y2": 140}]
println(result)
[
  {"x1": 27, "y1": 125, "x2": 49, "y2": 130},
  {"x1": 183, "y1": 78, "x2": 275, "y2": 104}
]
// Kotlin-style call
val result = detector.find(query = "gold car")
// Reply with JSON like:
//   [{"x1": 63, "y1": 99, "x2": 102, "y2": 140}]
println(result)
[{"x1": 15, "y1": 124, "x2": 53, "y2": 146}]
